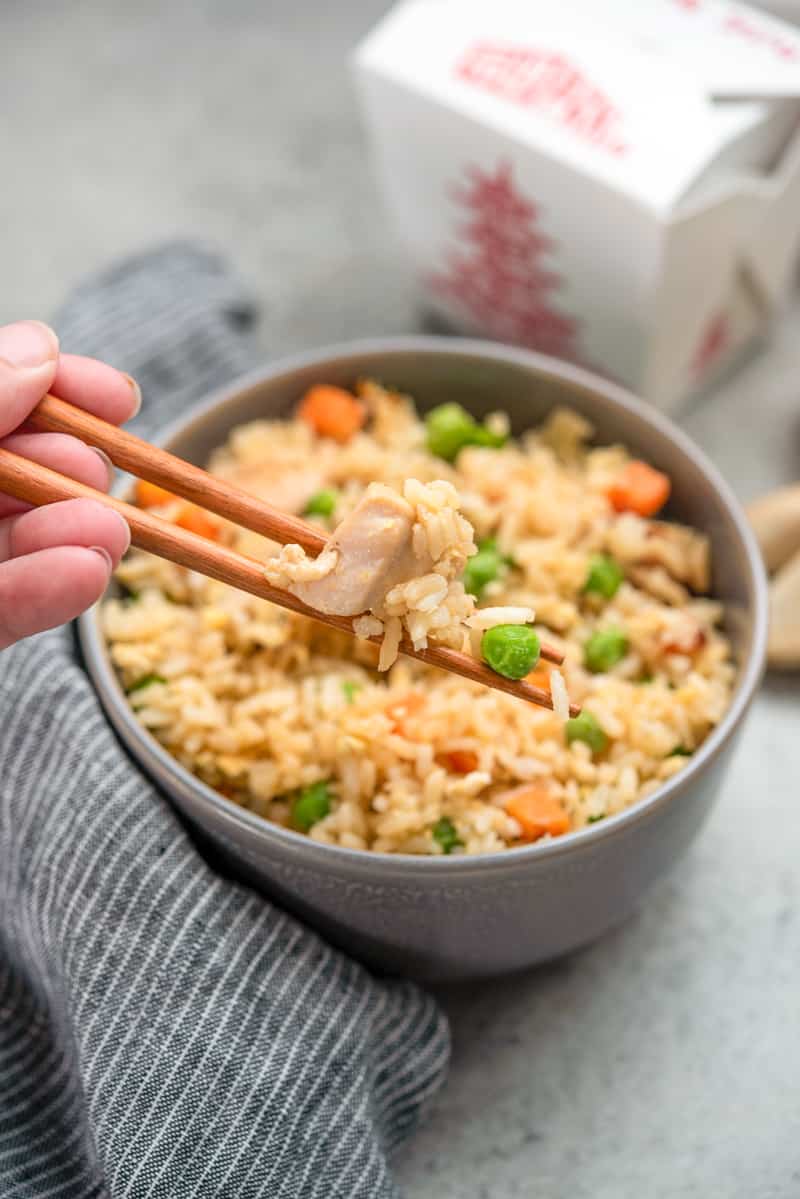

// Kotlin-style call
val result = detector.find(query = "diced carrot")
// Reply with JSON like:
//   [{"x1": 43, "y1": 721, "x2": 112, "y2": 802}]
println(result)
[
  {"x1": 502, "y1": 784, "x2": 570, "y2": 842},
  {"x1": 298, "y1": 384, "x2": 366, "y2": 443},
  {"x1": 525, "y1": 663, "x2": 552, "y2": 692},
  {"x1": 386, "y1": 693, "x2": 425, "y2": 721},
  {"x1": 136, "y1": 484, "x2": 220, "y2": 542},
  {"x1": 136, "y1": 479, "x2": 177, "y2": 509},
  {"x1": 385, "y1": 693, "x2": 425, "y2": 736},
  {"x1": 663, "y1": 627, "x2": 707, "y2": 656},
  {"x1": 443, "y1": 750, "x2": 479, "y2": 774},
  {"x1": 174, "y1": 503, "x2": 221, "y2": 541},
  {"x1": 608, "y1": 461, "x2": 671, "y2": 517}
]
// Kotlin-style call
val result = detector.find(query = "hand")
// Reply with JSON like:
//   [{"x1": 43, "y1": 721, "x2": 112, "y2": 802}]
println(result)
[{"x1": 0, "y1": 320, "x2": 139, "y2": 649}]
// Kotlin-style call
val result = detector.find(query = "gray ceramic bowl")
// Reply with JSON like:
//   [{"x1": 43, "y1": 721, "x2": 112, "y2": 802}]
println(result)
[{"x1": 78, "y1": 337, "x2": 768, "y2": 980}]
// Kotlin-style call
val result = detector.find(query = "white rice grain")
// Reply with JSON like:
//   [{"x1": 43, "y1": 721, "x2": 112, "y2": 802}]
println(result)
[
  {"x1": 466, "y1": 607, "x2": 536, "y2": 630},
  {"x1": 550, "y1": 669, "x2": 570, "y2": 721},
  {"x1": 264, "y1": 544, "x2": 338, "y2": 585},
  {"x1": 378, "y1": 616, "x2": 403, "y2": 671},
  {"x1": 353, "y1": 614, "x2": 383, "y2": 639}
]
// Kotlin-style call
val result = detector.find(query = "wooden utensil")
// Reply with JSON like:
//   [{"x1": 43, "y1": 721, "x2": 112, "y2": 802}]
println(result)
[{"x1": 0, "y1": 395, "x2": 575, "y2": 714}]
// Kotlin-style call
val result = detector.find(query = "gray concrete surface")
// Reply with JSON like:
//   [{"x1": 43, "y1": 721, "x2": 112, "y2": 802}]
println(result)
[{"x1": 3, "y1": 2, "x2": 799, "y2": 1195}]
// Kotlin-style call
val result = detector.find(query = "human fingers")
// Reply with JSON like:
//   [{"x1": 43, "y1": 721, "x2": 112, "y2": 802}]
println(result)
[
  {"x1": 0, "y1": 321, "x2": 59, "y2": 438},
  {"x1": 49, "y1": 352, "x2": 141, "y2": 426},
  {"x1": 0, "y1": 545, "x2": 113, "y2": 649},
  {"x1": 0, "y1": 431, "x2": 112, "y2": 519},
  {"x1": 0, "y1": 498, "x2": 130, "y2": 566}
]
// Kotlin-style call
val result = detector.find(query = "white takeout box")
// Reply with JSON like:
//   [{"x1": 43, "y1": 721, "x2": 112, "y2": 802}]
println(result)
[{"x1": 353, "y1": 0, "x2": 800, "y2": 410}]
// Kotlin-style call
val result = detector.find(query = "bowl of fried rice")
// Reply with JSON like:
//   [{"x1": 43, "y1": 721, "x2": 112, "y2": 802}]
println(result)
[{"x1": 78, "y1": 338, "x2": 767, "y2": 979}]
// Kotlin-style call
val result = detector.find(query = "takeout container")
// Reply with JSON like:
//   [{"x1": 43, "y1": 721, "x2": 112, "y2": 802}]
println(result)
[
  {"x1": 353, "y1": 0, "x2": 800, "y2": 411},
  {"x1": 78, "y1": 339, "x2": 767, "y2": 980}
]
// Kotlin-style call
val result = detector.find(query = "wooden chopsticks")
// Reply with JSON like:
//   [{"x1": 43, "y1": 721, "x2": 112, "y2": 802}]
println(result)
[
  {"x1": 30, "y1": 394, "x2": 326, "y2": 555},
  {"x1": 0, "y1": 394, "x2": 576, "y2": 714}
]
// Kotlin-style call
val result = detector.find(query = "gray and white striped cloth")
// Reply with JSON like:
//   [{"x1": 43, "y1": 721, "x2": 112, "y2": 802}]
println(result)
[{"x1": 0, "y1": 244, "x2": 449, "y2": 1198}]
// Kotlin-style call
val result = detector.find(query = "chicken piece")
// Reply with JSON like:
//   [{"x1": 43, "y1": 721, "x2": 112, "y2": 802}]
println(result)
[
  {"x1": 290, "y1": 484, "x2": 433, "y2": 616},
  {"x1": 641, "y1": 522, "x2": 711, "y2": 592},
  {"x1": 228, "y1": 465, "x2": 323, "y2": 515},
  {"x1": 628, "y1": 564, "x2": 689, "y2": 607},
  {"x1": 607, "y1": 515, "x2": 710, "y2": 593},
  {"x1": 661, "y1": 622, "x2": 706, "y2": 656}
]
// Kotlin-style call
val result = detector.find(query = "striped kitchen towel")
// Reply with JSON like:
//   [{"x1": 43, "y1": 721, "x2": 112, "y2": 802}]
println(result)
[{"x1": 0, "y1": 244, "x2": 449, "y2": 1198}]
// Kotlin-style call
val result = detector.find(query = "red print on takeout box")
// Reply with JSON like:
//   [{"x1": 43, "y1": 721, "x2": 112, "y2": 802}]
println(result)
[
  {"x1": 428, "y1": 161, "x2": 581, "y2": 364},
  {"x1": 354, "y1": 0, "x2": 800, "y2": 411},
  {"x1": 455, "y1": 43, "x2": 628, "y2": 157}
]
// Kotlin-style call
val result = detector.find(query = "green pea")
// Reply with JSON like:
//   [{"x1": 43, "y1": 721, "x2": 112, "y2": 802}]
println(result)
[
  {"x1": 425, "y1": 403, "x2": 474, "y2": 460},
  {"x1": 463, "y1": 549, "x2": 501, "y2": 598},
  {"x1": 479, "y1": 536, "x2": 515, "y2": 567},
  {"x1": 481, "y1": 625, "x2": 541, "y2": 680},
  {"x1": 470, "y1": 424, "x2": 508, "y2": 450},
  {"x1": 583, "y1": 554, "x2": 624, "y2": 600},
  {"x1": 584, "y1": 627, "x2": 628, "y2": 673},
  {"x1": 341, "y1": 681, "x2": 362, "y2": 704},
  {"x1": 565, "y1": 710, "x2": 608, "y2": 754},
  {"x1": 291, "y1": 781, "x2": 331, "y2": 832},
  {"x1": 668, "y1": 745, "x2": 692, "y2": 757},
  {"x1": 127, "y1": 673, "x2": 167, "y2": 693},
  {"x1": 587, "y1": 812, "x2": 606, "y2": 824},
  {"x1": 462, "y1": 536, "x2": 515, "y2": 598},
  {"x1": 432, "y1": 816, "x2": 463, "y2": 854},
  {"x1": 425, "y1": 402, "x2": 507, "y2": 462},
  {"x1": 304, "y1": 489, "x2": 338, "y2": 518}
]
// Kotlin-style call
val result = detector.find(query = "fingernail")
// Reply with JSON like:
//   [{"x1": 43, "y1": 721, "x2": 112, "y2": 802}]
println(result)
[
  {"x1": 110, "y1": 509, "x2": 132, "y2": 555},
  {"x1": 89, "y1": 545, "x2": 113, "y2": 573},
  {"x1": 124, "y1": 374, "x2": 142, "y2": 418},
  {"x1": 0, "y1": 320, "x2": 59, "y2": 370},
  {"x1": 89, "y1": 446, "x2": 114, "y2": 487}
]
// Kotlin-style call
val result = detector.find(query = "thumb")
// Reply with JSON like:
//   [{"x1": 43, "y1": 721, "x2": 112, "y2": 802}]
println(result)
[{"x1": 0, "y1": 321, "x2": 59, "y2": 438}]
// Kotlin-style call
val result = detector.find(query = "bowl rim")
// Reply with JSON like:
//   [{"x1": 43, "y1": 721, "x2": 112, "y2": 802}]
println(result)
[{"x1": 79, "y1": 334, "x2": 769, "y2": 877}]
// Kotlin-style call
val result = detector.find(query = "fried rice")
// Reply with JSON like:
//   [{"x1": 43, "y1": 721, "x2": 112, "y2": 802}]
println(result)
[{"x1": 102, "y1": 382, "x2": 734, "y2": 855}]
